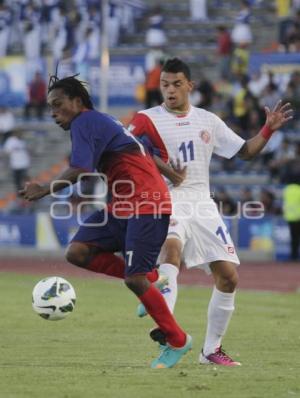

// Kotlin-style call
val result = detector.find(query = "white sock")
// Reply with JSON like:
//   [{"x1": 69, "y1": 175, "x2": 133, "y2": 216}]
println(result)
[
  {"x1": 203, "y1": 286, "x2": 236, "y2": 356},
  {"x1": 159, "y1": 263, "x2": 179, "y2": 313}
]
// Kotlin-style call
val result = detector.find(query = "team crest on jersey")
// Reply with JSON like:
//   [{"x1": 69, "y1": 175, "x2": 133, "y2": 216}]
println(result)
[
  {"x1": 200, "y1": 130, "x2": 211, "y2": 143},
  {"x1": 169, "y1": 218, "x2": 178, "y2": 226},
  {"x1": 227, "y1": 246, "x2": 235, "y2": 254}
]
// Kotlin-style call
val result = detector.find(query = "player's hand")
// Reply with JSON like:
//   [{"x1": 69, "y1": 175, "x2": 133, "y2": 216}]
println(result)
[
  {"x1": 265, "y1": 100, "x2": 293, "y2": 131},
  {"x1": 169, "y1": 158, "x2": 187, "y2": 187},
  {"x1": 18, "y1": 182, "x2": 48, "y2": 201}
]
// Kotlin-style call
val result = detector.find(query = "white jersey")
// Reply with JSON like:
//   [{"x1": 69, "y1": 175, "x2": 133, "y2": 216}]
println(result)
[
  {"x1": 131, "y1": 104, "x2": 243, "y2": 270},
  {"x1": 139, "y1": 105, "x2": 245, "y2": 203}
]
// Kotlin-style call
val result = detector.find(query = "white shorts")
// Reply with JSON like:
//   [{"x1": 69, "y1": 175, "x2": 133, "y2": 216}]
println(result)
[{"x1": 162, "y1": 200, "x2": 240, "y2": 274}]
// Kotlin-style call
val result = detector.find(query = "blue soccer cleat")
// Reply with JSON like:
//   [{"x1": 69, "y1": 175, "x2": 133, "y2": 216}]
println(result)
[
  {"x1": 136, "y1": 272, "x2": 169, "y2": 317},
  {"x1": 151, "y1": 334, "x2": 192, "y2": 369}
]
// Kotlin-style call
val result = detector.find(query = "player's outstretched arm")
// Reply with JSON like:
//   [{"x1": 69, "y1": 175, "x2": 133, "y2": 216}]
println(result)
[
  {"x1": 238, "y1": 100, "x2": 293, "y2": 160},
  {"x1": 154, "y1": 155, "x2": 187, "y2": 187},
  {"x1": 18, "y1": 167, "x2": 85, "y2": 201}
]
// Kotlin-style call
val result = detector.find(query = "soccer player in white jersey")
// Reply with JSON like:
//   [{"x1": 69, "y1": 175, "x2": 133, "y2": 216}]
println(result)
[{"x1": 129, "y1": 58, "x2": 293, "y2": 366}]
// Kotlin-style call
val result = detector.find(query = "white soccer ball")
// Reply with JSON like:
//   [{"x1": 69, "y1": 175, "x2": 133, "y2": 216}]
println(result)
[{"x1": 32, "y1": 276, "x2": 76, "y2": 321}]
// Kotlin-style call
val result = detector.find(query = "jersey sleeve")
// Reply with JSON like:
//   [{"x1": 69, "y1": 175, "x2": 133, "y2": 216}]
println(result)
[
  {"x1": 212, "y1": 114, "x2": 245, "y2": 159},
  {"x1": 70, "y1": 123, "x2": 96, "y2": 171},
  {"x1": 128, "y1": 112, "x2": 169, "y2": 162}
]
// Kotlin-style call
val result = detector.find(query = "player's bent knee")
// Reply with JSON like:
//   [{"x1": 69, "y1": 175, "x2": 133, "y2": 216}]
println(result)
[
  {"x1": 211, "y1": 261, "x2": 239, "y2": 292},
  {"x1": 124, "y1": 277, "x2": 135, "y2": 291},
  {"x1": 221, "y1": 272, "x2": 238, "y2": 292},
  {"x1": 124, "y1": 276, "x2": 142, "y2": 291},
  {"x1": 227, "y1": 276, "x2": 238, "y2": 291},
  {"x1": 65, "y1": 243, "x2": 90, "y2": 268},
  {"x1": 124, "y1": 275, "x2": 150, "y2": 296}
]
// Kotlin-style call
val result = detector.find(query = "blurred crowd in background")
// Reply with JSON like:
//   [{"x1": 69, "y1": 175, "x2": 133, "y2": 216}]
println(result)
[
  {"x1": 0, "y1": 0, "x2": 146, "y2": 59},
  {"x1": 0, "y1": 0, "x2": 299, "y2": 246}
]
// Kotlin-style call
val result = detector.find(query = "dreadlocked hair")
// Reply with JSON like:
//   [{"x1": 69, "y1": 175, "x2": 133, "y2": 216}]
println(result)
[
  {"x1": 48, "y1": 72, "x2": 94, "y2": 110},
  {"x1": 162, "y1": 58, "x2": 191, "y2": 81}
]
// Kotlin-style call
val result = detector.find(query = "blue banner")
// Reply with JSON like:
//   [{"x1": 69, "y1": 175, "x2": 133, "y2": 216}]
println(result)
[
  {"x1": 249, "y1": 52, "x2": 300, "y2": 75},
  {"x1": 237, "y1": 216, "x2": 292, "y2": 260},
  {"x1": 0, "y1": 213, "x2": 79, "y2": 248},
  {"x1": 238, "y1": 216, "x2": 274, "y2": 251},
  {"x1": 0, "y1": 213, "x2": 292, "y2": 261},
  {"x1": 0, "y1": 214, "x2": 36, "y2": 246}
]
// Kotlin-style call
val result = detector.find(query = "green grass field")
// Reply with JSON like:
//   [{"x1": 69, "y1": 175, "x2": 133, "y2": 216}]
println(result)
[{"x1": 0, "y1": 272, "x2": 299, "y2": 398}]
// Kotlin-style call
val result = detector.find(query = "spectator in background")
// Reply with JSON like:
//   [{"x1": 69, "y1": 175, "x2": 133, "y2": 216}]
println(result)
[
  {"x1": 292, "y1": 0, "x2": 300, "y2": 11},
  {"x1": 240, "y1": 186, "x2": 255, "y2": 204},
  {"x1": 209, "y1": 92, "x2": 229, "y2": 119},
  {"x1": 239, "y1": 186, "x2": 262, "y2": 217},
  {"x1": 0, "y1": 1, "x2": 12, "y2": 57},
  {"x1": 216, "y1": 25, "x2": 232, "y2": 81},
  {"x1": 259, "y1": 188, "x2": 281, "y2": 215},
  {"x1": 214, "y1": 188, "x2": 237, "y2": 216},
  {"x1": 145, "y1": 5, "x2": 167, "y2": 48},
  {"x1": 22, "y1": 2, "x2": 42, "y2": 60},
  {"x1": 283, "y1": 70, "x2": 300, "y2": 123},
  {"x1": 248, "y1": 70, "x2": 269, "y2": 98},
  {"x1": 145, "y1": 47, "x2": 167, "y2": 72},
  {"x1": 83, "y1": 4, "x2": 100, "y2": 51},
  {"x1": 269, "y1": 137, "x2": 296, "y2": 180},
  {"x1": 284, "y1": 9, "x2": 300, "y2": 52},
  {"x1": 73, "y1": 26, "x2": 99, "y2": 63},
  {"x1": 24, "y1": 71, "x2": 47, "y2": 120},
  {"x1": 275, "y1": 0, "x2": 292, "y2": 51},
  {"x1": 247, "y1": 106, "x2": 265, "y2": 138},
  {"x1": 231, "y1": 0, "x2": 253, "y2": 46},
  {"x1": 259, "y1": 80, "x2": 282, "y2": 113},
  {"x1": 52, "y1": 6, "x2": 68, "y2": 60},
  {"x1": 195, "y1": 75, "x2": 215, "y2": 110},
  {"x1": 119, "y1": 1, "x2": 136, "y2": 35},
  {"x1": 58, "y1": 46, "x2": 76, "y2": 77},
  {"x1": 230, "y1": 43, "x2": 250, "y2": 80},
  {"x1": 0, "y1": 107, "x2": 16, "y2": 145},
  {"x1": 108, "y1": 2, "x2": 121, "y2": 48},
  {"x1": 144, "y1": 58, "x2": 163, "y2": 108},
  {"x1": 39, "y1": 0, "x2": 60, "y2": 53},
  {"x1": 2, "y1": 129, "x2": 31, "y2": 193},
  {"x1": 23, "y1": 20, "x2": 42, "y2": 60},
  {"x1": 189, "y1": 0, "x2": 208, "y2": 21},
  {"x1": 281, "y1": 142, "x2": 300, "y2": 261},
  {"x1": 231, "y1": 74, "x2": 257, "y2": 137}
]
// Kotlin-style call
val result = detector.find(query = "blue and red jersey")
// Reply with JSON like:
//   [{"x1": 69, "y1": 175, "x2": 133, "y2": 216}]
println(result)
[{"x1": 70, "y1": 110, "x2": 171, "y2": 216}]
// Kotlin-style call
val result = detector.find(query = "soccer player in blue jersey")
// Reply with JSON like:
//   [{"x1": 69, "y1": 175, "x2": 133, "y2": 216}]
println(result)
[{"x1": 19, "y1": 74, "x2": 192, "y2": 368}]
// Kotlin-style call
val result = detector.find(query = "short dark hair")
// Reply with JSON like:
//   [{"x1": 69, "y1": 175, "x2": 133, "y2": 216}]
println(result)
[
  {"x1": 161, "y1": 58, "x2": 191, "y2": 81},
  {"x1": 48, "y1": 74, "x2": 94, "y2": 110}
]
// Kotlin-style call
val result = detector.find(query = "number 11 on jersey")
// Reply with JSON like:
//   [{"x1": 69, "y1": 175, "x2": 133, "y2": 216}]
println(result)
[{"x1": 179, "y1": 140, "x2": 195, "y2": 162}]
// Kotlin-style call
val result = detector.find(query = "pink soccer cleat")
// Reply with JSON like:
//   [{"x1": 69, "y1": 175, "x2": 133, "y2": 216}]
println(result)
[{"x1": 199, "y1": 346, "x2": 241, "y2": 367}]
